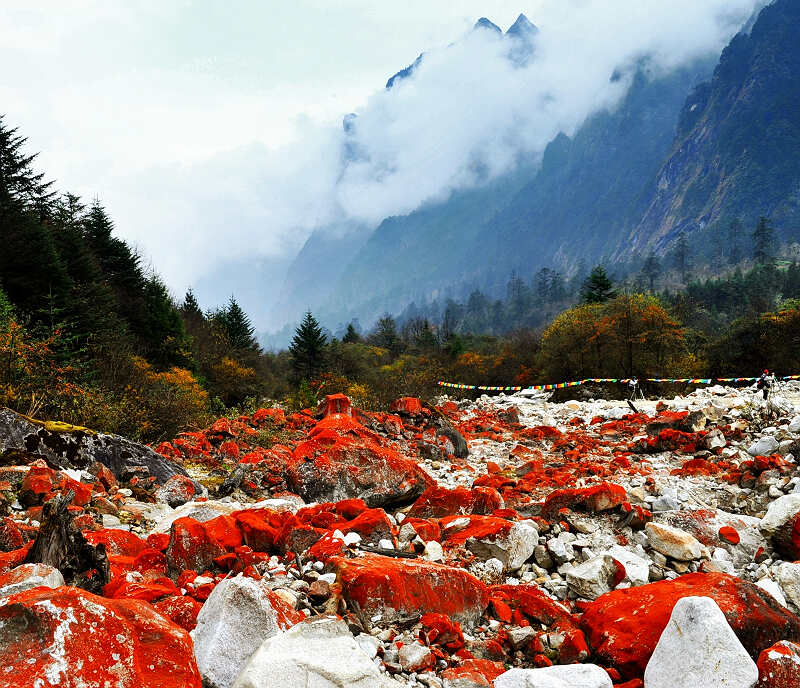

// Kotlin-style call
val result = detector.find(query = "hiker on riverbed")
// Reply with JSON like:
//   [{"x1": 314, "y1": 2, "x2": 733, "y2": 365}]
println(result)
[{"x1": 756, "y1": 369, "x2": 774, "y2": 401}]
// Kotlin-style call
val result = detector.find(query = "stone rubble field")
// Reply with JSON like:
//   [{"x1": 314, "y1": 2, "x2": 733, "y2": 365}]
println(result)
[{"x1": 2, "y1": 383, "x2": 800, "y2": 687}]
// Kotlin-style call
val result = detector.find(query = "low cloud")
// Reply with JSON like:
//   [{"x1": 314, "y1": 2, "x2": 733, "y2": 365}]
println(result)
[{"x1": 6, "y1": 1, "x2": 762, "y2": 321}]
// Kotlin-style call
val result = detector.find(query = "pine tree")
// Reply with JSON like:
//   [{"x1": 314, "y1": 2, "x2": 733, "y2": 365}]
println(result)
[
  {"x1": 289, "y1": 311, "x2": 328, "y2": 380},
  {"x1": 641, "y1": 252, "x2": 661, "y2": 291},
  {"x1": 218, "y1": 296, "x2": 259, "y2": 351},
  {"x1": 371, "y1": 314, "x2": 402, "y2": 355},
  {"x1": 727, "y1": 219, "x2": 743, "y2": 265},
  {"x1": 181, "y1": 288, "x2": 204, "y2": 321},
  {"x1": 342, "y1": 322, "x2": 361, "y2": 343},
  {"x1": 581, "y1": 266, "x2": 616, "y2": 304},
  {"x1": 752, "y1": 216, "x2": 776, "y2": 265},
  {"x1": 673, "y1": 231, "x2": 690, "y2": 282}
]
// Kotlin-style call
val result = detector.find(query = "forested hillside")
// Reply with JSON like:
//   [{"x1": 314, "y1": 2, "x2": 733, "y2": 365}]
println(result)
[{"x1": 0, "y1": 116, "x2": 289, "y2": 440}]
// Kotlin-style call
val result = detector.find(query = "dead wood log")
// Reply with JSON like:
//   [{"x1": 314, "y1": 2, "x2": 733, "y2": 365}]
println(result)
[{"x1": 24, "y1": 490, "x2": 109, "y2": 593}]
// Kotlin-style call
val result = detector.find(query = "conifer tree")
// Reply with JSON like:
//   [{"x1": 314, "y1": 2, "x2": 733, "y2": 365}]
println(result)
[
  {"x1": 289, "y1": 311, "x2": 327, "y2": 380},
  {"x1": 218, "y1": 296, "x2": 259, "y2": 351},
  {"x1": 581, "y1": 266, "x2": 616, "y2": 304},
  {"x1": 371, "y1": 314, "x2": 402, "y2": 355},
  {"x1": 727, "y1": 218, "x2": 743, "y2": 265},
  {"x1": 642, "y1": 252, "x2": 661, "y2": 291},
  {"x1": 673, "y1": 231, "x2": 690, "y2": 282},
  {"x1": 342, "y1": 322, "x2": 361, "y2": 343},
  {"x1": 752, "y1": 216, "x2": 776, "y2": 265},
  {"x1": 181, "y1": 289, "x2": 203, "y2": 319}
]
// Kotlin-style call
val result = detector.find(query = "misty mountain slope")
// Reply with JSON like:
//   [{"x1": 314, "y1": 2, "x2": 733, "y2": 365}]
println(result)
[
  {"x1": 318, "y1": 170, "x2": 535, "y2": 325},
  {"x1": 315, "y1": 58, "x2": 713, "y2": 327},
  {"x1": 627, "y1": 0, "x2": 800, "y2": 252},
  {"x1": 481, "y1": 58, "x2": 716, "y2": 277},
  {"x1": 270, "y1": 223, "x2": 372, "y2": 326}
]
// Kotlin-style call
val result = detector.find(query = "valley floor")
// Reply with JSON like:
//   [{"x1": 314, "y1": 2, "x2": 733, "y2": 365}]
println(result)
[{"x1": 2, "y1": 383, "x2": 800, "y2": 686}]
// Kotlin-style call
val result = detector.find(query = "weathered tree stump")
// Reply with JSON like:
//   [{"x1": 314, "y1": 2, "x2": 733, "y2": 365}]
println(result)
[{"x1": 24, "y1": 490, "x2": 109, "y2": 593}]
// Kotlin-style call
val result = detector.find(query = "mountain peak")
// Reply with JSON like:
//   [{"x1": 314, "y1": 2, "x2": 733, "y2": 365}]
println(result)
[
  {"x1": 474, "y1": 17, "x2": 502, "y2": 33},
  {"x1": 506, "y1": 13, "x2": 538, "y2": 38}
]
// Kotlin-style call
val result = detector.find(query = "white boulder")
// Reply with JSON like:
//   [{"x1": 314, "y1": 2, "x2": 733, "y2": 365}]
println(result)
[
  {"x1": 192, "y1": 573, "x2": 298, "y2": 688},
  {"x1": 494, "y1": 664, "x2": 612, "y2": 687},
  {"x1": 643, "y1": 596, "x2": 757, "y2": 688},
  {"x1": 467, "y1": 521, "x2": 538, "y2": 571},
  {"x1": 760, "y1": 494, "x2": 800, "y2": 538},
  {"x1": 645, "y1": 522, "x2": 702, "y2": 561},
  {"x1": 748, "y1": 435, "x2": 780, "y2": 457},
  {"x1": 775, "y1": 562, "x2": 800, "y2": 609},
  {"x1": 232, "y1": 615, "x2": 394, "y2": 688}
]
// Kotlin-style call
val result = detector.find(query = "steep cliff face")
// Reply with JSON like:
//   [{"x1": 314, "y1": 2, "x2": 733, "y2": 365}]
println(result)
[
  {"x1": 482, "y1": 58, "x2": 714, "y2": 277},
  {"x1": 627, "y1": 0, "x2": 800, "y2": 253}
]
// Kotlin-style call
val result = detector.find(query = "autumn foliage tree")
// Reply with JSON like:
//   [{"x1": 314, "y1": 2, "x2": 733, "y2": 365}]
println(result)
[{"x1": 540, "y1": 294, "x2": 687, "y2": 380}]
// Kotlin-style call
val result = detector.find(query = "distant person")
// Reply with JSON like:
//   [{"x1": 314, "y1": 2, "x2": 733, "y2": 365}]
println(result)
[
  {"x1": 756, "y1": 369, "x2": 773, "y2": 400},
  {"x1": 628, "y1": 377, "x2": 639, "y2": 400}
]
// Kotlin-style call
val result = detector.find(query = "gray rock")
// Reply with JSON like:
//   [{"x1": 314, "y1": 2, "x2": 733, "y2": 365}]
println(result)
[
  {"x1": 398, "y1": 642, "x2": 433, "y2": 672},
  {"x1": 494, "y1": 664, "x2": 612, "y2": 687},
  {"x1": 748, "y1": 435, "x2": 780, "y2": 457},
  {"x1": 0, "y1": 407, "x2": 191, "y2": 486},
  {"x1": 789, "y1": 416, "x2": 800, "y2": 433},
  {"x1": 605, "y1": 545, "x2": 649, "y2": 586},
  {"x1": 232, "y1": 616, "x2": 394, "y2": 688},
  {"x1": 643, "y1": 596, "x2": 757, "y2": 688},
  {"x1": 192, "y1": 574, "x2": 297, "y2": 688},
  {"x1": 566, "y1": 555, "x2": 621, "y2": 600}
]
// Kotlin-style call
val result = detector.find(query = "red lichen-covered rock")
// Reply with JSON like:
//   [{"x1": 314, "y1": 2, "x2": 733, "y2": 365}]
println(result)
[
  {"x1": 756, "y1": 640, "x2": 800, "y2": 687},
  {"x1": 84, "y1": 528, "x2": 147, "y2": 557},
  {"x1": 390, "y1": 397, "x2": 425, "y2": 417},
  {"x1": 421, "y1": 612, "x2": 465, "y2": 650},
  {"x1": 153, "y1": 594, "x2": 203, "y2": 631},
  {"x1": 289, "y1": 414, "x2": 433, "y2": 508},
  {"x1": 408, "y1": 486, "x2": 503, "y2": 519},
  {"x1": 0, "y1": 544, "x2": 31, "y2": 574},
  {"x1": 0, "y1": 586, "x2": 201, "y2": 688},
  {"x1": 18, "y1": 461, "x2": 57, "y2": 507},
  {"x1": 581, "y1": 572, "x2": 800, "y2": 680},
  {"x1": 233, "y1": 508, "x2": 283, "y2": 553},
  {"x1": 441, "y1": 659, "x2": 506, "y2": 686},
  {"x1": 0, "y1": 517, "x2": 24, "y2": 552},
  {"x1": 334, "y1": 554, "x2": 488, "y2": 627},
  {"x1": 317, "y1": 393, "x2": 352, "y2": 418},
  {"x1": 491, "y1": 584, "x2": 588, "y2": 663},
  {"x1": 337, "y1": 508, "x2": 396, "y2": 543},
  {"x1": 541, "y1": 482, "x2": 627, "y2": 519},
  {"x1": 439, "y1": 515, "x2": 514, "y2": 548},
  {"x1": 166, "y1": 515, "x2": 242, "y2": 577}
]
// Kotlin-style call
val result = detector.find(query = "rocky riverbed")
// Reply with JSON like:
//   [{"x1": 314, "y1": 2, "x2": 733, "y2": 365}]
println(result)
[{"x1": 2, "y1": 383, "x2": 800, "y2": 687}]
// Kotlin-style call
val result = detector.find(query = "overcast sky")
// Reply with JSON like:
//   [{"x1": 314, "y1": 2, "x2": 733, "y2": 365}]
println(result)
[{"x1": 0, "y1": 1, "x2": 761, "y2": 326}]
